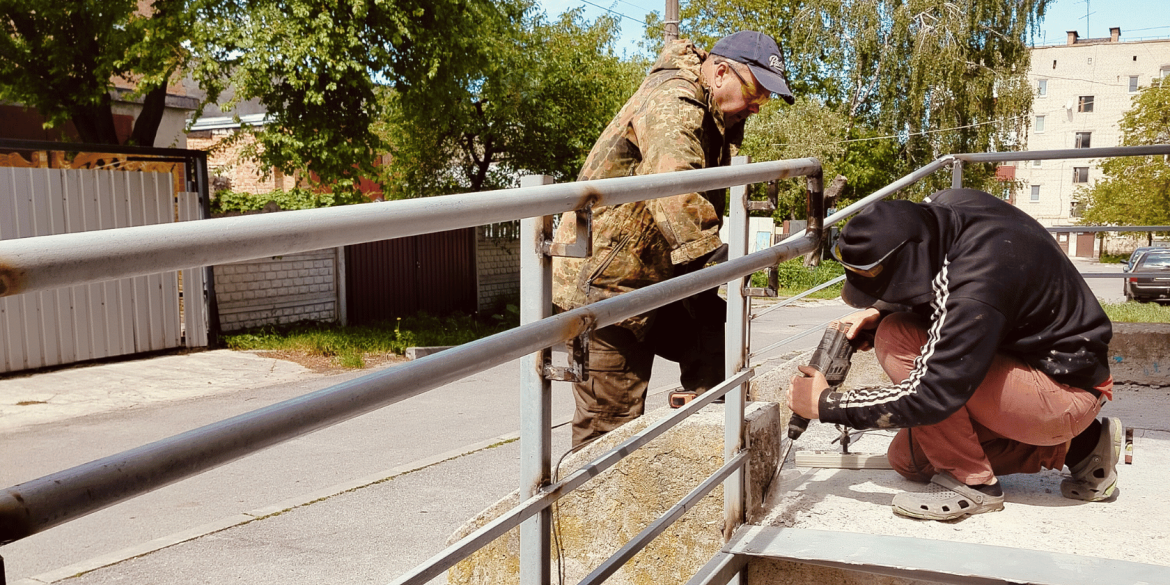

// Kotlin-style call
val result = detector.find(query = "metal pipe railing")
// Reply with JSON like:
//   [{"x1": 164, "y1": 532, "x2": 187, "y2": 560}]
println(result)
[
  {"x1": 5, "y1": 143, "x2": 1166, "y2": 582},
  {"x1": 389, "y1": 369, "x2": 755, "y2": 585},
  {"x1": 952, "y1": 144, "x2": 1170, "y2": 163},
  {"x1": 0, "y1": 158, "x2": 821, "y2": 298},
  {"x1": 0, "y1": 228, "x2": 816, "y2": 546}
]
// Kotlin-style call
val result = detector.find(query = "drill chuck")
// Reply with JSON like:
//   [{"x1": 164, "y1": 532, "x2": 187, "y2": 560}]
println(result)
[{"x1": 787, "y1": 322, "x2": 858, "y2": 442}]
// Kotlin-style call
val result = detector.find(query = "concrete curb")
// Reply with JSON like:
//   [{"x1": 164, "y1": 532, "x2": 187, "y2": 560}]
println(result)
[
  {"x1": 404, "y1": 346, "x2": 455, "y2": 360},
  {"x1": 1110, "y1": 323, "x2": 1170, "y2": 385}
]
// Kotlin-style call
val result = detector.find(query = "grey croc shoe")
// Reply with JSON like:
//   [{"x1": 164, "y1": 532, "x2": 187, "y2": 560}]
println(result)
[
  {"x1": 1062, "y1": 417, "x2": 1123, "y2": 502},
  {"x1": 892, "y1": 471, "x2": 1005, "y2": 521}
]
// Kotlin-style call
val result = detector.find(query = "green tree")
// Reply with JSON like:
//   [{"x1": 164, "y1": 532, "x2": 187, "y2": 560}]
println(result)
[
  {"x1": 378, "y1": 4, "x2": 645, "y2": 198},
  {"x1": 650, "y1": 0, "x2": 1048, "y2": 202},
  {"x1": 0, "y1": 0, "x2": 510, "y2": 194},
  {"x1": 0, "y1": 0, "x2": 198, "y2": 145},
  {"x1": 208, "y1": 0, "x2": 512, "y2": 195},
  {"x1": 1078, "y1": 78, "x2": 1170, "y2": 227}
]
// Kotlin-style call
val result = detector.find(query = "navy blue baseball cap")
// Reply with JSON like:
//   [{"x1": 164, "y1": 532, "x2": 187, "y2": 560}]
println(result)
[{"x1": 710, "y1": 31, "x2": 795, "y2": 105}]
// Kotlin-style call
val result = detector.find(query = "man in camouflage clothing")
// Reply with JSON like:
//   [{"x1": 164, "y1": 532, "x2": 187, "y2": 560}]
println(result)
[{"x1": 553, "y1": 31, "x2": 795, "y2": 446}]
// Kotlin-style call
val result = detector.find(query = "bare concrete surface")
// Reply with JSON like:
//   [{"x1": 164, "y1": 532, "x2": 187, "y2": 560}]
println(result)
[
  {"x1": 0, "y1": 350, "x2": 312, "y2": 431},
  {"x1": 747, "y1": 381, "x2": 1170, "y2": 583}
]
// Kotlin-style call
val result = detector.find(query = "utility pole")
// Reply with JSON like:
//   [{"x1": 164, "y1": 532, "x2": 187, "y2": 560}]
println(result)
[{"x1": 664, "y1": 0, "x2": 679, "y2": 42}]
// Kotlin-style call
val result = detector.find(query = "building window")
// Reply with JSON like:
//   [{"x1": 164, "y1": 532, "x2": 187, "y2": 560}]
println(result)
[
  {"x1": 1030, "y1": 185, "x2": 1041, "y2": 202},
  {"x1": 1162, "y1": 67, "x2": 1170, "y2": 79},
  {"x1": 1130, "y1": 76, "x2": 1140, "y2": 92},
  {"x1": 1070, "y1": 201, "x2": 1083, "y2": 218},
  {"x1": 1035, "y1": 115, "x2": 1045, "y2": 132},
  {"x1": 1032, "y1": 159, "x2": 1042, "y2": 168},
  {"x1": 1037, "y1": 79, "x2": 1048, "y2": 96},
  {"x1": 1075, "y1": 132, "x2": 1092, "y2": 148},
  {"x1": 1073, "y1": 167, "x2": 1089, "y2": 183},
  {"x1": 1078, "y1": 96, "x2": 1094, "y2": 112}
]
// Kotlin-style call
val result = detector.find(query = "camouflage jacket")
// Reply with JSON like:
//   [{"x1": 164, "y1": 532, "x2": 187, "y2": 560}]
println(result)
[{"x1": 552, "y1": 39, "x2": 738, "y2": 338}]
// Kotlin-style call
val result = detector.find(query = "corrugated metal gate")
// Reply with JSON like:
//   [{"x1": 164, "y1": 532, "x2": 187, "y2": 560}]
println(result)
[
  {"x1": 344, "y1": 228, "x2": 476, "y2": 324},
  {"x1": 0, "y1": 167, "x2": 205, "y2": 374}
]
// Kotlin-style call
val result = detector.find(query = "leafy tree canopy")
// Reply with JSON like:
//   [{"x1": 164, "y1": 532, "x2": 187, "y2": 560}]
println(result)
[
  {"x1": 652, "y1": 0, "x2": 1050, "y2": 208},
  {"x1": 1078, "y1": 78, "x2": 1170, "y2": 228},
  {"x1": 0, "y1": 0, "x2": 200, "y2": 145},
  {"x1": 211, "y1": 0, "x2": 512, "y2": 195},
  {"x1": 378, "y1": 3, "x2": 646, "y2": 198}
]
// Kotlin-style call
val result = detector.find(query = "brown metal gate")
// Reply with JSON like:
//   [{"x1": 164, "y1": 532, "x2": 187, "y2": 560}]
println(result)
[
  {"x1": 1076, "y1": 232, "x2": 1095, "y2": 258},
  {"x1": 344, "y1": 228, "x2": 476, "y2": 324}
]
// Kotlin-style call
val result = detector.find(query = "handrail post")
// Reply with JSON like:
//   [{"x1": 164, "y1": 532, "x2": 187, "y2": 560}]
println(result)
[
  {"x1": 723, "y1": 156, "x2": 750, "y2": 584},
  {"x1": 519, "y1": 174, "x2": 555, "y2": 585},
  {"x1": 951, "y1": 158, "x2": 963, "y2": 189}
]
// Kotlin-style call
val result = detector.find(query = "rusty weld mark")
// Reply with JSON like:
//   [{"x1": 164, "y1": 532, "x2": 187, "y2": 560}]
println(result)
[
  {"x1": 0, "y1": 262, "x2": 25, "y2": 297},
  {"x1": 561, "y1": 310, "x2": 597, "y2": 340},
  {"x1": 577, "y1": 186, "x2": 603, "y2": 211}
]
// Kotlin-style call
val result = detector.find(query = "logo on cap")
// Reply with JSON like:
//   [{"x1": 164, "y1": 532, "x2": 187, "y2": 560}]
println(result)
[{"x1": 768, "y1": 55, "x2": 784, "y2": 73}]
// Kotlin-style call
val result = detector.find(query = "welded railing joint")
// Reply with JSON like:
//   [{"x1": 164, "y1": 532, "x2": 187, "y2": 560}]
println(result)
[{"x1": 542, "y1": 205, "x2": 593, "y2": 259}]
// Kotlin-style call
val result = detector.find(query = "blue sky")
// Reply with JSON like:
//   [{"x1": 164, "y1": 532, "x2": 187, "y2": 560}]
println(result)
[{"x1": 536, "y1": 0, "x2": 1170, "y2": 56}]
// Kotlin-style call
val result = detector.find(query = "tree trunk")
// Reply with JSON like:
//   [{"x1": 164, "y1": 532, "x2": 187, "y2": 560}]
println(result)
[
  {"x1": 129, "y1": 83, "x2": 168, "y2": 147},
  {"x1": 68, "y1": 95, "x2": 121, "y2": 145}
]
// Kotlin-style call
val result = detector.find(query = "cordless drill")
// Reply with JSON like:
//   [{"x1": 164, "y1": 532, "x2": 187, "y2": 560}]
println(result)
[{"x1": 787, "y1": 321, "x2": 862, "y2": 442}]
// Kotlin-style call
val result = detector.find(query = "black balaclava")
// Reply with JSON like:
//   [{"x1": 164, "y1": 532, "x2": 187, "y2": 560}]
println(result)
[{"x1": 836, "y1": 199, "x2": 941, "y2": 309}]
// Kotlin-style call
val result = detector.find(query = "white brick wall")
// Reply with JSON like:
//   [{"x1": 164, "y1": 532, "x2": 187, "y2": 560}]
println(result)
[
  {"x1": 214, "y1": 249, "x2": 340, "y2": 332},
  {"x1": 1016, "y1": 33, "x2": 1170, "y2": 226},
  {"x1": 476, "y1": 224, "x2": 520, "y2": 314}
]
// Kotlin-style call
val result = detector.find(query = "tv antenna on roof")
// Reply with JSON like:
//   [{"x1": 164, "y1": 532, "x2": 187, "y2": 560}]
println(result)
[{"x1": 1079, "y1": 0, "x2": 1096, "y2": 38}]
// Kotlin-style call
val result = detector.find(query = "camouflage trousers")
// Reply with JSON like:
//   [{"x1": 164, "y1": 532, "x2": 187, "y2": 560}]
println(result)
[{"x1": 570, "y1": 291, "x2": 725, "y2": 447}]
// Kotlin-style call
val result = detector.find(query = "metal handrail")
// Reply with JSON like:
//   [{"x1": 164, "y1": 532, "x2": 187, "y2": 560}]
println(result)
[
  {"x1": 390, "y1": 369, "x2": 755, "y2": 585},
  {"x1": 0, "y1": 155, "x2": 823, "y2": 545},
  {"x1": 0, "y1": 157, "x2": 820, "y2": 297},
  {"x1": 3, "y1": 143, "x2": 1169, "y2": 584}
]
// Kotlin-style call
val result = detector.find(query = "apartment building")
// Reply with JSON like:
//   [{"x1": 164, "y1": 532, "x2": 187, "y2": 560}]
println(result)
[{"x1": 1015, "y1": 28, "x2": 1170, "y2": 243}]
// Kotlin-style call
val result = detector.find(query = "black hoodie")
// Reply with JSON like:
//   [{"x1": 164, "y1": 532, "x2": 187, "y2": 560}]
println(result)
[{"x1": 819, "y1": 189, "x2": 1113, "y2": 430}]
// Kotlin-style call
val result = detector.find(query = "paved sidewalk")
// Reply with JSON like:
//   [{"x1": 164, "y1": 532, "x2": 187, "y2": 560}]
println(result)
[{"x1": 0, "y1": 350, "x2": 315, "y2": 432}]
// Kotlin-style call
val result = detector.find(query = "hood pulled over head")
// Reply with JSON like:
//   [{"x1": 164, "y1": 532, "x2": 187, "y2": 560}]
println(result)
[{"x1": 835, "y1": 199, "x2": 940, "y2": 308}]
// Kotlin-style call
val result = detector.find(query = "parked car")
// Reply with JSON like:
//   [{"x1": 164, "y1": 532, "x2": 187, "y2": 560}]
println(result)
[
  {"x1": 1126, "y1": 249, "x2": 1170, "y2": 303},
  {"x1": 1121, "y1": 245, "x2": 1168, "y2": 272}
]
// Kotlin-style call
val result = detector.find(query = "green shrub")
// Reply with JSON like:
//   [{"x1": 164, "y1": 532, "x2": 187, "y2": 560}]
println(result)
[
  {"x1": 210, "y1": 188, "x2": 366, "y2": 215},
  {"x1": 752, "y1": 257, "x2": 845, "y2": 299},
  {"x1": 222, "y1": 310, "x2": 518, "y2": 368}
]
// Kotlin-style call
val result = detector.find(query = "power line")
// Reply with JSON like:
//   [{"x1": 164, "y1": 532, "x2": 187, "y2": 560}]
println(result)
[
  {"x1": 769, "y1": 116, "x2": 1025, "y2": 147},
  {"x1": 578, "y1": 0, "x2": 647, "y2": 25}
]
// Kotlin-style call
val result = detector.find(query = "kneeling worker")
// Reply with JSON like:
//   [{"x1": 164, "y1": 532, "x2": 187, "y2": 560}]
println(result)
[{"x1": 788, "y1": 188, "x2": 1122, "y2": 521}]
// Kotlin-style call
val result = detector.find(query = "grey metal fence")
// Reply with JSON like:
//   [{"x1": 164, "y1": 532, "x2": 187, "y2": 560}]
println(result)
[{"x1": 1, "y1": 144, "x2": 1168, "y2": 585}]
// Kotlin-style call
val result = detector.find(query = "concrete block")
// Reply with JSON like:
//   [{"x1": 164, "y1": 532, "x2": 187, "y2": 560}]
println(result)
[
  {"x1": 405, "y1": 346, "x2": 455, "y2": 360},
  {"x1": 447, "y1": 402, "x2": 782, "y2": 585},
  {"x1": 1109, "y1": 323, "x2": 1170, "y2": 385}
]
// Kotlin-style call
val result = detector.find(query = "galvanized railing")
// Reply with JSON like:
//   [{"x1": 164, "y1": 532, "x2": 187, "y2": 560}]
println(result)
[
  {"x1": 2, "y1": 144, "x2": 1168, "y2": 585},
  {"x1": 0, "y1": 154, "x2": 826, "y2": 585}
]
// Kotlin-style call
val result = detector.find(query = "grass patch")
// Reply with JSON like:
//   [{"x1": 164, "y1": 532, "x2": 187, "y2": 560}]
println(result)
[
  {"x1": 753, "y1": 258, "x2": 845, "y2": 299},
  {"x1": 223, "y1": 308, "x2": 519, "y2": 369},
  {"x1": 1100, "y1": 251, "x2": 1128, "y2": 265},
  {"x1": 1101, "y1": 301, "x2": 1170, "y2": 323}
]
